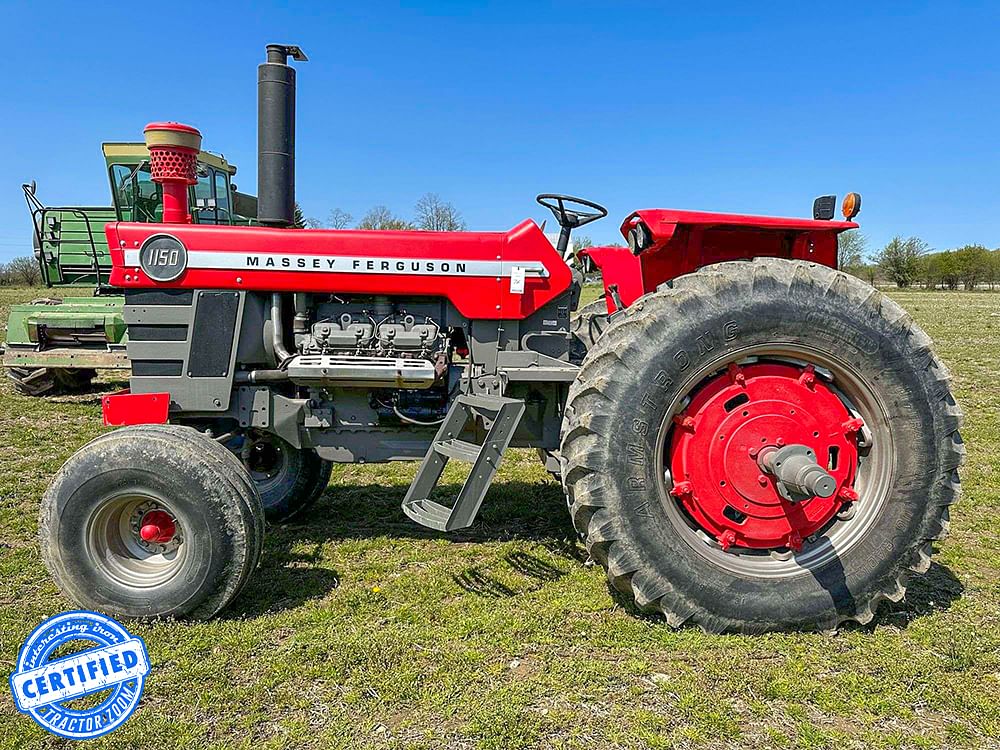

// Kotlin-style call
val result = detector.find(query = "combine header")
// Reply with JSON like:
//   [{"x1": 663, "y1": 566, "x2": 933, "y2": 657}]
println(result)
[{"x1": 40, "y1": 45, "x2": 962, "y2": 632}]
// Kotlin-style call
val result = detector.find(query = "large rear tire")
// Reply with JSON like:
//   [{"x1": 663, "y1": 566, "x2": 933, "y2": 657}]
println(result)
[
  {"x1": 561, "y1": 259, "x2": 962, "y2": 633},
  {"x1": 40, "y1": 425, "x2": 263, "y2": 620}
]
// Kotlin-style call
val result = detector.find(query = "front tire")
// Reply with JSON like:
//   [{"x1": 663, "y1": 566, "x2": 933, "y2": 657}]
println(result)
[
  {"x1": 40, "y1": 425, "x2": 263, "y2": 620},
  {"x1": 561, "y1": 259, "x2": 962, "y2": 633},
  {"x1": 570, "y1": 298, "x2": 612, "y2": 363}
]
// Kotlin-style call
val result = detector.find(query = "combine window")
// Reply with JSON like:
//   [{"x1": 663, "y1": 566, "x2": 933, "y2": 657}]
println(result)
[
  {"x1": 194, "y1": 167, "x2": 218, "y2": 224},
  {"x1": 111, "y1": 163, "x2": 162, "y2": 223},
  {"x1": 110, "y1": 161, "x2": 232, "y2": 225}
]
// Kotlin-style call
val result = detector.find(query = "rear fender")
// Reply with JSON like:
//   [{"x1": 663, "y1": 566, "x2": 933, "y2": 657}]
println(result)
[{"x1": 582, "y1": 209, "x2": 858, "y2": 312}]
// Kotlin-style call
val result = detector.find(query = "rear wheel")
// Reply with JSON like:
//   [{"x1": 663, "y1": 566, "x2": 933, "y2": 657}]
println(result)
[
  {"x1": 40, "y1": 425, "x2": 263, "y2": 620},
  {"x1": 7, "y1": 366, "x2": 95, "y2": 396},
  {"x1": 561, "y1": 259, "x2": 962, "y2": 632},
  {"x1": 231, "y1": 432, "x2": 332, "y2": 521}
]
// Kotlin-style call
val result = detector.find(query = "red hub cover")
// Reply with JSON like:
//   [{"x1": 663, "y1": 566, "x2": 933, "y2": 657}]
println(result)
[
  {"x1": 139, "y1": 510, "x2": 177, "y2": 544},
  {"x1": 669, "y1": 362, "x2": 859, "y2": 550}
]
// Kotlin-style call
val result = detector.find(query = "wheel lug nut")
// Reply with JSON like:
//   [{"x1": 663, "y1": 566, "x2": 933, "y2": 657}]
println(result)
[
  {"x1": 673, "y1": 415, "x2": 696, "y2": 432},
  {"x1": 757, "y1": 474, "x2": 768, "y2": 486},
  {"x1": 843, "y1": 417, "x2": 865, "y2": 435},
  {"x1": 838, "y1": 486, "x2": 859, "y2": 503},
  {"x1": 670, "y1": 481, "x2": 693, "y2": 498},
  {"x1": 717, "y1": 530, "x2": 737, "y2": 550}
]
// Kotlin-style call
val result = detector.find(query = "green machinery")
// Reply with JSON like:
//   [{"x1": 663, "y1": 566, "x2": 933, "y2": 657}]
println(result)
[{"x1": 3, "y1": 143, "x2": 255, "y2": 395}]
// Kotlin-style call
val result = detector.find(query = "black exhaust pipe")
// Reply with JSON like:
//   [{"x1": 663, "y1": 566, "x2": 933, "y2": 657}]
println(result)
[{"x1": 257, "y1": 44, "x2": 308, "y2": 227}]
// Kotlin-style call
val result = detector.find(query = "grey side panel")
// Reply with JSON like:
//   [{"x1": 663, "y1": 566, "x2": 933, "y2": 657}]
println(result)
[{"x1": 125, "y1": 289, "x2": 244, "y2": 412}]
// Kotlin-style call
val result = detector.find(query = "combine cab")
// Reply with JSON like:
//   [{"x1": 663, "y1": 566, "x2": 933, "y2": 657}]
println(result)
[
  {"x1": 3, "y1": 144, "x2": 255, "y2": 395},
  {"x1": 39, "y1": 46, "x2": 961, "y2": 633}
]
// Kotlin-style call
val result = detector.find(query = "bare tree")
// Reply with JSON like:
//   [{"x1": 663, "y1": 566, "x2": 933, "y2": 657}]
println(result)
[
  {"x1": 6, "y1": 256, "x2": 41, "y2": 286},
  {"x1": 327, "y1": 208, "x2": 354, "y2": 229},
  {"x1": 414, "y1": 193, "x2": 466, "y2": 231},
  {"x1": 357, "y1": 205, "x2": 414, "y2": 230}
]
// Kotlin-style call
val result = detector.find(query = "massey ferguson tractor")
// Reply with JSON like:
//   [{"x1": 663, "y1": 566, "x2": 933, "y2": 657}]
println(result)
[{"x1": 39, "y1": 45, "x2": 962, "y2": 633}]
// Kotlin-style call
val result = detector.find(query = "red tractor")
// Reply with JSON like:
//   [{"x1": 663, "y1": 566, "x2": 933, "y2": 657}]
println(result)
[{"x1": 40, "y1": 46, "x2": 961, "y2": 632}]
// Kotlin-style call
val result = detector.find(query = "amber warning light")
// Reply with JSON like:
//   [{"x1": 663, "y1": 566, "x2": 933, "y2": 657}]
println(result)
[{"x1": 842, "y1": 192, "x2": 862, "y2": 220}]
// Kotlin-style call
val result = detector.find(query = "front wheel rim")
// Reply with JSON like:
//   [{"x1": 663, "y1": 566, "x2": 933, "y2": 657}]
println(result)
[
  {"x1": 656, "y1": 344, "x2": 895, "y2": 579},
  {"x1": 85, "y1": 493, "x2": 187, "y2": 588}
]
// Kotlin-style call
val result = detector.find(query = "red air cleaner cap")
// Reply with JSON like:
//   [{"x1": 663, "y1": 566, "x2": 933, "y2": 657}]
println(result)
[{"x1": 143, "y1": 122, "x2": 203, "y2": 185}]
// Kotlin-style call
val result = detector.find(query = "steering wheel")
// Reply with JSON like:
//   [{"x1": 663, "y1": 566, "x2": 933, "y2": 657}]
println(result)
[{"x1": 536, "y1": 194, "x2": 608, "y2": 229}]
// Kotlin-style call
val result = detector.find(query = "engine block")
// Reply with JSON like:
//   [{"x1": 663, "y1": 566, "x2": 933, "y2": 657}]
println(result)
[{"x1": 298, "y1": 295, "x2": 449, "y2": 361}]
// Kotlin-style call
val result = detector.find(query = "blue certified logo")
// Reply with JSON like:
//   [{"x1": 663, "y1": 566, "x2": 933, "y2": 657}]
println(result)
[{"x1": 9, "y1": 611, "x2": 150, "y2": 740}]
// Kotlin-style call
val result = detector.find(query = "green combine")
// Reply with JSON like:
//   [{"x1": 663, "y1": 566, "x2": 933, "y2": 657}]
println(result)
[{"x1": 4, "y1": 143, "x2": 255, "y2": 395}]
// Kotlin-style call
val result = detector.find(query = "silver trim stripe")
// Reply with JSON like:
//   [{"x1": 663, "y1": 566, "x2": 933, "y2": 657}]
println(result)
[{"x1": 123, "y1": 250, "x2": 549, "y2": 278}]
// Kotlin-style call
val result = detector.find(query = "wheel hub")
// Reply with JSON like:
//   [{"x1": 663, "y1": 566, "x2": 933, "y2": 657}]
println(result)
[
  {"x1": 139, "y1": 510, "x2": 176, "y2": 544},
  {"x1": 128, "y1": 502, "x2": 181, "y2": 553},
  {"x1": 669, "y1": 362, "x2": 860, "y2": 550}
]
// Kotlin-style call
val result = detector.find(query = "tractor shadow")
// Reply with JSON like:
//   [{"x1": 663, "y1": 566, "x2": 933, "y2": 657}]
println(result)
[
  {"x1": 231, "y1": 478, "x2": 962, "y2": 630},
  {"x1": 229, "y1": 479, "x2": 582, "y2": 617},
  {"x1": 869, "y1": 559, "x2": 964, "y2": 628},
  {"x1": 804, "y1": 534, "x2": 963, "y2": 631}
]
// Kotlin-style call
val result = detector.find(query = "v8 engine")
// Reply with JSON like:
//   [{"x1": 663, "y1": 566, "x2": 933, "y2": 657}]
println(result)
[{"x1": 298, "y1": 295, "x2": 449, "y2": 360}]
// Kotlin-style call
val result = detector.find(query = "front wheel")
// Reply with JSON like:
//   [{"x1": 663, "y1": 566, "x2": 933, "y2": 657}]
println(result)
[
  {"x1": 7, "y1": 366, "x2": 96, "y2": 396},
  {"x1": 40, "y1": 425, "x2": 263, "y2": 620},
  {"x1": 561, "y1": 259, "x2": 962, "y2": 633}
]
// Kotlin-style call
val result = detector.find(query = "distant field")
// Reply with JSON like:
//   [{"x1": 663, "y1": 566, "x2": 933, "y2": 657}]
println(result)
[{"x1": 0, "y1": 286, "x2": 998, "y2": 749}]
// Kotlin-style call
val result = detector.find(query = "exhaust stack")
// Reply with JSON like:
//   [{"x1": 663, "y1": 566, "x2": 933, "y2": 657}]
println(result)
[{"x1": 257, "y1": 44, "x2": 308, "y2": 227}]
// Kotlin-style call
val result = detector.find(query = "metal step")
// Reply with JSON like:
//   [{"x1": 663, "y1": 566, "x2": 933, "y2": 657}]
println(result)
[
  {"x1": 401, "y1": 393, "x2": 525, "y2": 532},
  {"x1": 434, "y1": 439, "x2": 482, "y2": 463}
]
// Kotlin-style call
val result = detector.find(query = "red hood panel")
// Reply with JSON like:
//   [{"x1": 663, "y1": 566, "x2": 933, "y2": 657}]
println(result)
[{"x1": 106, "y1": 219, "x2": 571, "y2": 320}]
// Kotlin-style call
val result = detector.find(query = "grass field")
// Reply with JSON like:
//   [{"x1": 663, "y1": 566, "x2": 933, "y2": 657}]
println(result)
[{"x1": 0, "y1": 285, "x2": 998, "y2": 749}]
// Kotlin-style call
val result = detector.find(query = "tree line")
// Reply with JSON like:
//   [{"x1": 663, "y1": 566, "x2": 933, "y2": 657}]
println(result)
[
  {"x1": 294, "y1": 193, "x2": 466, "y2": 232},
  {"x1": 838, "y1": 231, "x2": 1000, "y2": 290},
  {"x1": 0, "y1": 257, "x2": 41, "y2": 286}
]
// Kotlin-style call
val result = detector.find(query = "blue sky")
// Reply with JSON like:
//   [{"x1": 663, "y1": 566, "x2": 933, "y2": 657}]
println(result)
[{"x1": 1, "y1": 1, "x2": 998, "y2": 261}]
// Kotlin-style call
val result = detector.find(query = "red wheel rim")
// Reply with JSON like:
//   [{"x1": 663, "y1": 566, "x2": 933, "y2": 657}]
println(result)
[{"x1": 669, "y1": 362, "x2": 861, "y2": 551}]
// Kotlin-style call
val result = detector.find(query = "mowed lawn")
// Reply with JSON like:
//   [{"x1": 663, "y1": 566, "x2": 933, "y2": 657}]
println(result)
[{"x1": 0, "y1": 285, "x2": 998, "y2": 750}]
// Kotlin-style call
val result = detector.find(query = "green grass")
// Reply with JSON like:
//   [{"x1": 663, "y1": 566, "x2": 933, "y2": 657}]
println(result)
[{"x1": 1, "y1": 286, "x2": 998, "y2": 749}]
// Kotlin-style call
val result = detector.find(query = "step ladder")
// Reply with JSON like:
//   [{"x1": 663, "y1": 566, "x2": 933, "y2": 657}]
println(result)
[{"x1": 402, "y1": 393, "x2": 525, "y2": 531}]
